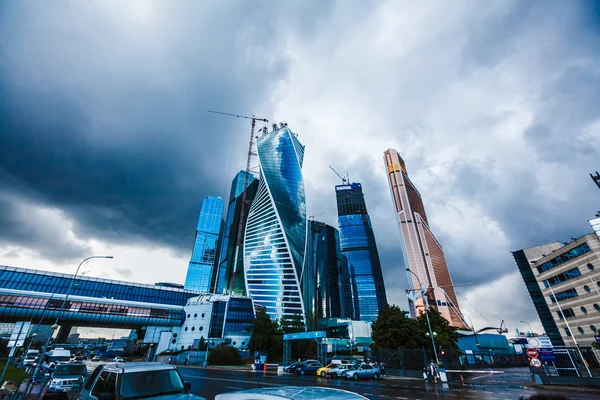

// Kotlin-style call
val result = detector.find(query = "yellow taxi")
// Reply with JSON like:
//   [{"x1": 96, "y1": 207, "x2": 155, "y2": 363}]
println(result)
[{"x1": 317, "y1": 364, "x2": 332, "y2": 377}]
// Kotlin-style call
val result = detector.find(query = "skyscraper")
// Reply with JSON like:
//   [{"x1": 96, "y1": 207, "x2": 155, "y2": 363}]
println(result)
[
  {"x1": 383, "y1": 149, "x2": 465, "y2": 327},
  {"x1": 184, "y1": 196, "x2": 224, "y2": 293},
  {"x1": 336, "y1": 182, "x2": 388, "y2": 322},
  {"x1": 215, "y1": 171, "x2": 258, "y2": 294},
  {"x1": 243, "y1": 125, "x2": 308, "y2": 325},
  {"x1": 304, "y1": 220, "x2": 343, "y2": 328}
]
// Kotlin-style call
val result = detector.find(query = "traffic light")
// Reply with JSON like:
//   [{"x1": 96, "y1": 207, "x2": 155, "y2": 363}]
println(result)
[{"x1": 439, "y1": 346, "x2": 445, "y2": 356}]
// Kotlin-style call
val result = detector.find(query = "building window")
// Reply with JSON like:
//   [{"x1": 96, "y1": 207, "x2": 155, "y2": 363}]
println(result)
[
  {"x1": 588, "y1": 263, "x2": 595, "y2": 271},
  {"x1": 187, "y1": 314, "x2": 190, "y2": 318},
  {"x1": 550, "y1": 288, "x2": 578, "y2": 303},
  {"x1": 584, "y1": 285, "x2": 591, "y2": 293},
  {"x1": 543, "y1": 267, "x2": 582, "y2": 288},
  {"x1": 581, "y1": 306, "x2": 588, "y2": 314},
  {"x1": 558, "y1": 308, "x2": 575, "y2": 319},
  {"x1": 191, "y1": 327, "x2": 195, "y2": 331},
  {"x1": 194, "y1": 313, "x2": 198, "y2": 318},
  {"x1": 565, "y1": 328, "x2": 572, "y2": 337},
  {"x1": 591, "y1": 325, "x2": 598, "y2": 333},
  {"x1": 595, "y1": 304, "x2": 600, "y2": 311},
  {"x1": 202, "y1": 313, "x2": 205, "y2": 318},
  {"x1": 537, "y1": 242, "x2": 591, "y2": 273},
  {"x1": 577, "y1": 327, "x2": 585, "y2": 334},
  {"x1": 199, "y1": 326, "x2": 203, "y2": 331},
  {"x1": 185, "y1": 327, "x2": 188, "y2": 331}
]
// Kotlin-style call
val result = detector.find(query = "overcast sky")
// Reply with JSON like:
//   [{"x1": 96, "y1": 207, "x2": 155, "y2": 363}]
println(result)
[{"x1": 1, "y1": 0, "x2": 600, "y2": 338}]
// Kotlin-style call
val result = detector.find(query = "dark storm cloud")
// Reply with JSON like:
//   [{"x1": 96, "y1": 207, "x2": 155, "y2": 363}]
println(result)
[{"x1": 0, "y1": 0, "x2": 333, "y2": 259}]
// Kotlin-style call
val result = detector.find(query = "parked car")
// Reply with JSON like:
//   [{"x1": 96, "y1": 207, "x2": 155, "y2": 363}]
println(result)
[
  {"x1": 317, "y1": 364, "x2": 332, "y2": 377},
  {"x1": 295, "y1": 361, "x2": 323, "y2": 376},
  {"x1": 91, "y1": 356, "x2": 101, "y2": 362},
  {"x1": 23, "y1": 355, "x2": 39, "y2": 367},
  {"x1": 327, "y1": 364, "x2": 357, "y2": 379},
  {"x1": 47, "y1": 362, "x2": 88, "y2": 395},
  {"x1": 71, "y1": 356, "x2": 85, "y2": 363},
  {"x1": 283, "y1": 362, "x2": 301, "y2": 373},
  {"x1": 215, "y1": 386, "x2": 368, "y2": 399},
  {"x1": 341, "y1": 364, "x2": 381, "y2": 381},
  {"x1": 113, "y1": 357, "x2": 124, "y2": 362},
  {"x1": 80, "y1": 362, "x2": 206, "y2": 400}
]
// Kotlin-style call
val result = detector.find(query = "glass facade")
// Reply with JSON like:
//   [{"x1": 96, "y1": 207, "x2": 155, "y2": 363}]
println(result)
[
  {"x1": 215, "y1": 176, "x2": 259, "y2": 295},
  {"x1": 336, "y1": 183, "x2": 387, "y2": 321},
  {"x1": 512, "y1": 249, "x2": 565, "y2": 346},
  {"x1": 536, "y1": 243, "x2": 591, "y2": 273},
  {"x1": 384, "y1": 149, "x2": 464, "y2": 327},
  {"x1": 244, "y1": 126, "x2": 307, "y2": 324},
  {"x1": 0, "y1": 292, "x2": 184, "y2": 327},
  {"x1": 184, "y1": 196, "x2": 224, "y2": 292},
  {"x1": 550, "y1": 288, "x2": 578, "y2": 303},
  {"x1": 304, "y1": 220, "x2": 342, "y2": 327},
  {"x1": 223, "y1": 297, "x2": 255, "y2": 336},
  {"x1": 0, "y1": 266, "x2": 199, "y2": 306}
]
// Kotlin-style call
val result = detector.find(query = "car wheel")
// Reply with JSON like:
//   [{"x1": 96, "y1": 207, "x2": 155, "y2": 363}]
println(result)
[
  {"x1": 331, "y1": 372, "x2": 338, "y2": 379},
  {"x1": 353, "y1": 373, "x2": 359, "y2": 381},
  {"x1": 373, "y1": 373, "x2": 379, "y2": 380},
  {"x1": 320, "y1": 371, "x2": 326, "y2": 377},
  {"x1": 299, "y1": 369, "x2": 305, "y2": 376}
]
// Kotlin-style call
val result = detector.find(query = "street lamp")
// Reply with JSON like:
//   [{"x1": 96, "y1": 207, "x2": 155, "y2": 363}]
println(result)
[
  {"x1": 520, "y1": 320, "x2": 533, "y2": 336},
  {"x1": 405, "y1": 268, "x2": 438, "y2": 363},
  {"x1": 29, "y1": 256, "x2": 113, "y2": 387}
]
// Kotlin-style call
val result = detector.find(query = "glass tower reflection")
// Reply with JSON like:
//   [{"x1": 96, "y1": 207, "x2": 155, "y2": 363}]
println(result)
[
  {"x1": 336, "y1": 182, "x2": 387, "y2": 321},
  {"x1": 244, "y1": 125, "x2": 307, "y2": 325},
  {"x1": 184, "y1": 196, "x2": 224, "y2": 293}
]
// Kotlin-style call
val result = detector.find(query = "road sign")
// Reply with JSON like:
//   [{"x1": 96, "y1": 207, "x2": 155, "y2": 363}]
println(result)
[
  {"x1": 526, "y1": 348, "x2": 539, "y2": 358},
  {"x1": 537, "y1": 348, "x2": 556, "y2": 362},
  {"x1": 537, "y1": 336, "x2": 553, "y2": 348},
  {"x1": 531, "y1": 358, "x2": 542, "y2": 368},
  {"x1": 283, "y1": 331, "x2": 326, "y2": 341},
  {"x1": 527, "y1": 338, "x2": 540, "y2": 348}
]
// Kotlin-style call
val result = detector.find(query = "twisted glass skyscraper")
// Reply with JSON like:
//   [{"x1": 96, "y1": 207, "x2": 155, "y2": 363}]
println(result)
[
  {"x1": 244, "y1": 126, "x2": 307, "y2": 325},
  {"x1": 336, "y1": 182, "x2": 388, "y2": 321},
  {"x1": 184, "y1": 196, "x2": 224, "y2": 293}
]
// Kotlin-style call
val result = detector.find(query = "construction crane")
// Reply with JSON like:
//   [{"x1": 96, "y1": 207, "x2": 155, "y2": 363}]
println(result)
[
  {"x1": 208, "y1": 110, "x2": 268, "y2": 293},
  {"x1": 329, "y1": 165, "x2": 349, "y2": 185}
]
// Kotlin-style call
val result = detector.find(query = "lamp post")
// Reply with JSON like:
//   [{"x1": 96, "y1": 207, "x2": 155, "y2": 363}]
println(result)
[
  {"x1": 204, "y1": 339, "x2": 214, "y2": 367},
  {"x1": 405, "y1": 268, "x2": 438, "y2": 364},
  {"x1": 29, "y1": 256, "x2": 113, "y2": 388},
  {"x1": 520, "y1": 320, "x2": 534, "y2": 337}
]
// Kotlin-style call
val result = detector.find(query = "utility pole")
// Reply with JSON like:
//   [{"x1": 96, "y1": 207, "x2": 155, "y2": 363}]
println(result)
[{"x1": 208, "y1": 111, "x2": 268, "y2": 293}]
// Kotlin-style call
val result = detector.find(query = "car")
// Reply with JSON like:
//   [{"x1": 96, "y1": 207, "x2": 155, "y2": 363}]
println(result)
[
  {"x1": 91, "y1": 356, "x2": 101, "y2": 362},
  {"x1": 47, "y1": 362, "x2": 88, "y2": 395},
  {"x1": 215, "y1": 386, "x2": 368, "y2": 399},
  {"x1": 80, "y1": 362, "x2": 206, "y2": 400},
  {"x1": 327, "y1": 364, "x2": 356, "y2": 379},
  {"x1": 283, "y1": 362, "x2": 301, "y2": 373},
  {"x1": 316, "y1": 364, "x2": 332, "y2": 378},
  {"x1": 113, "y1": 357, "x2": 124, "y2": 362},
  {"x1": 71, "y1": 356, "x2": 85, "y2": 363},
  {"x1": 23, "y1": 356, "x2": 39, "y2": 367},
  {"x1": 295, "y1": 361, "x2": 323, "y2": 376},
  {"x1": 341, "y1": 364, "x2": 381, "y2": 381}
]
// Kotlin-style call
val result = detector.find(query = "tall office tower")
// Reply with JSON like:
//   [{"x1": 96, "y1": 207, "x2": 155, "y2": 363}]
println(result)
[
  {"x1": 244, "y1": 125, "x2": 308, "y2": 325},
  {"x1": 336, "y1": 182, "x2": 388, "y2": 322},
  {"x1": 215, "y1": 171, "x2": 258, "y2": 294},
  {"x1": 592, "y1": 171, "x2": 600, "y2": 190},
  {"x1": 184, "y1": 196, "x2": 224, "y2": 293},
  {"x1": 304, "y1": 220, "x2": 343, "y2": 328},
  {"x1": 384, "y1": 149, "x2": 465, "y2": 327}
]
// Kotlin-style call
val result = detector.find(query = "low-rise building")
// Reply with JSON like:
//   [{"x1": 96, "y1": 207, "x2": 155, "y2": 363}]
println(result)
[{"x1": 513, "y1": 227, "x2": 600, "y2": 347}]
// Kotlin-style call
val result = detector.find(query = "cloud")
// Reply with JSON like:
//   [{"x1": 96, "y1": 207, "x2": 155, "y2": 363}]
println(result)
[{"x1": 1, "y1": 0, "x2": 600, "y2": 335}]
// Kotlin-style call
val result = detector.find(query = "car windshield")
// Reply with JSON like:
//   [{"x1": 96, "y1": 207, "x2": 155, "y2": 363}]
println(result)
[
  {"x1": 54, "y1": 365, "x2": 87, "y2": 377},
  {"x1": 120, "y1": 369, "x2": 185, "y2": 399}
]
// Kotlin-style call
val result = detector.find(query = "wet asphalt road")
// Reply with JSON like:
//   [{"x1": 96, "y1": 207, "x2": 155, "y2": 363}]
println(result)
[{"x1": 177, "y1": 367, "x2": 600, "y2": 400}]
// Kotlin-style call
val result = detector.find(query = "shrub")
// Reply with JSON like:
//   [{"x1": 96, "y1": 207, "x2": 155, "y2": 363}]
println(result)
[{"x1": 207, "y1": 344, "x2": 242, "y2": 365}]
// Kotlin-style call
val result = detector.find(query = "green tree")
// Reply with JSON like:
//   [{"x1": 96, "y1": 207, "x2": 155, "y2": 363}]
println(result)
[
  {"x1": 207, "y1": 344, "x2": 242, "y2": 365},
  {"x1": 372, "y1": 305, "x2": 423, "y2": 349},
  {"x1": 416, "y1": 307, "x2": 460, "y2": 350},
  {"x1": 249, "y1": 308, "x2": 280, "y2": 357}
]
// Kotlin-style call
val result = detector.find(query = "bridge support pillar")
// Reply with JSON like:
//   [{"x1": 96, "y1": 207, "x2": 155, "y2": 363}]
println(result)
[{"x1": 56, "y1": 325, "x2": 74, "y2": 343}]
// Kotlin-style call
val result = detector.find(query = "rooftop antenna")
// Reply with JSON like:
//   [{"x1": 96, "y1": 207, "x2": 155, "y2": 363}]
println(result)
[{"x1": 208, "y1": 110, "x2": 268, "y2": 293}]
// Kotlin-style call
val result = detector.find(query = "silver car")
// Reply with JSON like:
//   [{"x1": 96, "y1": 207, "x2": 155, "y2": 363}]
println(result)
[
  {"x1": 341, "y1": 364, "x2": 381, "y2": 381},
  {"x1": 327, "y1": 364, "x2": 356, "y2": 379}
]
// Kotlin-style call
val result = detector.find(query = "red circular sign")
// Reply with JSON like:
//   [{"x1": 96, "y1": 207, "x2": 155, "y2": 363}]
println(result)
[{"x1": 526, "y1": 349, "x2": 538, "y2": 358}]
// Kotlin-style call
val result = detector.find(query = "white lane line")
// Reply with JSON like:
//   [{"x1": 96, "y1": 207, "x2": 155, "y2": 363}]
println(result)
[
  {"x1": 225, "y1": 386, "x2": 244, "y2": 390},
  {"x1": 395, "y1": 397, "x2": 408, "y2": 400},
  {"x1": 180, "y1": 374, "x2": 284, "y2": 387}
]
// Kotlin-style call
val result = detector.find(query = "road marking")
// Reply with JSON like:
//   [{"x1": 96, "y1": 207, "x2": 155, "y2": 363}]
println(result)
[
  {"x1": 180, "y1": 374, "x2": 284, "y2": 387},
  {"x1": 225, "y1": 386, "x2": 244, "y2": 390},
  {"x1": 395, "y1": 397, "x2": 408, "y2": 399}
]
